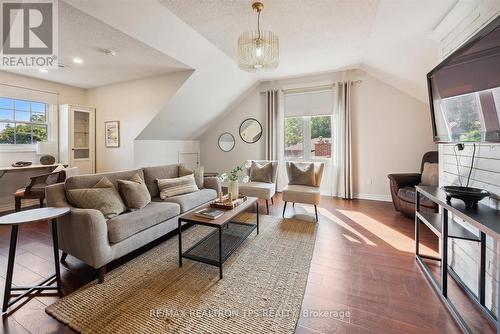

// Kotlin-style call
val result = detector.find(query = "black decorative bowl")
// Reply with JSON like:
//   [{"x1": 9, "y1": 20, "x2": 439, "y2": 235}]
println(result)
[{"x1": 442, "y1": 186, "x2": 490, "y2": 208}]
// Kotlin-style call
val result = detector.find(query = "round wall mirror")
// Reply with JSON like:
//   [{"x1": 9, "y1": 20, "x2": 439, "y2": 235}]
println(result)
[
  {"x1": 239, "y1": 118, "x2": 263, "y2": 143},
  {"x1": 218, "y1": 132, "x2": 235, "y2": 152}
]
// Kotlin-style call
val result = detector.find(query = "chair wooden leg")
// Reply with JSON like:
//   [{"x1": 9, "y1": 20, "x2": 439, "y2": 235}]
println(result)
[
  {"x1": 39, "y1": 198, "x2": 44, "y2": 208},
  {"x1": 14, "y1": 197, "x2": 21, "y2": 212},
  {"x1": 314, "y1": 205, "x2": 319, "y2": 222},
  {"x1": 97, "y1": 266, "x2": 106, "y2": 283},
  {"x1": 266, "y1": 200, "x2": 269, "y2": 214},
  {"x1": 271, "y1": 197, "x2": 274, "y2": 205},
  {"x1": 60, "y1": 252, "x2": 68, "y2": 263},
  {"x1": 282, "y1": 202, "x2": 287, "y2": 218},
  {"x1": 293, "y1": 202, "x2": 295, "y2": 208}
]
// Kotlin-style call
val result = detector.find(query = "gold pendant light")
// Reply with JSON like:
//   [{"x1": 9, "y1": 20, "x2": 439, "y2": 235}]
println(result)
[{"x1": 237, "y1": 2, "x2": 279, "y2": 71}]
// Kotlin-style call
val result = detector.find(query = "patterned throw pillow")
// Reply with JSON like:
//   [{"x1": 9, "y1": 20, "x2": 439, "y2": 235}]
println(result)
[
  {"x1": 249, "y1": 161, "x2": 273, "y2": 183},
  {"x1": 289, "y1": 162, "x2": 316, "y2": 187},
  {"x1": 179, "y1": 164, "x2": 204, "y2": 189},
  {"x1": 156, "y1": 174, "x2": 199, "y2": 199},
  {"x1": 67, "y1": 177, "x2": 126, "y2": 219},
  {"x1": 117, "y1": 173, "x2": 151, "y2": 210}
]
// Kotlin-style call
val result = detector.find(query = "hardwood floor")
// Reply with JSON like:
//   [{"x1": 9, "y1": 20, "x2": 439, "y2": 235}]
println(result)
[{"x1": 0, "y1": 194, "x2": 486, "y2": 333}]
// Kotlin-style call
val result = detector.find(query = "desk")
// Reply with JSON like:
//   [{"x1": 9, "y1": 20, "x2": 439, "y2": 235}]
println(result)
[{"x1": 415, "y1": 186, "x2": 500, "y2": 333}]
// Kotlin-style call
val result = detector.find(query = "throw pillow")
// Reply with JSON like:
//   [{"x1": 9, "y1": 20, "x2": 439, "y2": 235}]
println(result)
[
  {"x1": 249, "y1": 161, "x2": 273, "y2": 183},
  {"x1": 46, "y1": 164, "x2": 65, "y2": 185},
  {"x1": 289, "y1": 162, "x2": 316, "y2": 186},
  {"x1": 67, "y1": 177, "x2": 126, "y2": 219},
  {"x1": 157, "y1": 174, "x2": 199, "y2": 199},
  {"x1": 421, "y1": 162, "x2": 439, "y2": 186},
  {"x1": 117, "y1": 173, "x2": 151, "y2": 210},
  {"x1": 179, "y1": 164, "x2": 204, "y2": 189}
]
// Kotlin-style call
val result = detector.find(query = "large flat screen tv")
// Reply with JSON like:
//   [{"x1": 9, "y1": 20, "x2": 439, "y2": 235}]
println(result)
[{"x1": 427, "y1": 15, "x2": 500, "y2": 143}]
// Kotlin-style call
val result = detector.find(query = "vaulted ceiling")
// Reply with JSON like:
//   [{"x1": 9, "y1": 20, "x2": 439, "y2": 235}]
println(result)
[{"x1": 5, "y1": 0, "x2": 469, "y2": 140}]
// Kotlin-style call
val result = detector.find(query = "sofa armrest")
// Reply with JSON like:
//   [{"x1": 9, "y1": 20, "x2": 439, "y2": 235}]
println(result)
[
  {"x1": 387, "y1": 173, "x2": 421, "y2": 189},
  {"x1": 203, "y1": 176, "x2": 221, "y2": 194},
  {"x1": 45, "y1": 183, "x2": 112, "y2": 269}
]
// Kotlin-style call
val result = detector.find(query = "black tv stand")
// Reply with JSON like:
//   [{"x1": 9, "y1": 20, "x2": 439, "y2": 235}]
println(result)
[{"x1": 415, "y1": 186, "x2": 500, "y2": 334}]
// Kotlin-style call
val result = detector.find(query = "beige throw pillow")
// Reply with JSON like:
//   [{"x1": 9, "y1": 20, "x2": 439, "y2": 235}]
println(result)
[
  {"x1": 157, "y1": 174, "x2": 199, "y2": 199},
  {"x1": 289, "y1": 162, "x2": 316, "y2": 186},
  {"x1": 67, "y1": 177, "x2": 126, "y2": 219},
  {"x1": 421, "y1": 162, "x2": 439, "y2": 186},
  {"x1": 179, "y1": 164, "x2": 204, "y2": 189},
  {"x1": 117, "y1": 173, "x2": 151, "y2": 210},
  {"x1": 249, "y1": 161, "x2": 273, "y2": 183}
]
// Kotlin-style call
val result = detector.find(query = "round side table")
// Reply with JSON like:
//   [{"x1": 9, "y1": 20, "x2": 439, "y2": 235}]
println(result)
[{"x1": 0, "y1": 207, "x2": 70, "y2": 314}]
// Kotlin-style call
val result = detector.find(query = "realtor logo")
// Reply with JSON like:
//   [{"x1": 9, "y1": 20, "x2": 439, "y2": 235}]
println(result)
[{"x1": 1, "y1": 0, "x2": 58, "y2": 68}]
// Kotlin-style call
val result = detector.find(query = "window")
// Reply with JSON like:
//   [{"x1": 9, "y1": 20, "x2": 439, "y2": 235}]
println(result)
[
  {"x1": 0, "y1": 97, "x2": 47, "y2": 144},
  {"x1": 284, "y1": 115, "x2": 332, "y2": 160}
]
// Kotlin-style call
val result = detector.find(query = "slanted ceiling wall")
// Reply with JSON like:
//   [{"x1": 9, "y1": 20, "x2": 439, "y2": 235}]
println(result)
[{"x1": 199, "y1": 69, "x2": 436, "y2": 201}]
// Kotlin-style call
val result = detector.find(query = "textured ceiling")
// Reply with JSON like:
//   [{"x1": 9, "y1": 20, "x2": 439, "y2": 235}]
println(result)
[
  {"x1": 3, "y1": 1, "x2": 189, "y2": 88},
  {"x1": 161, "y1": 0, "x2": 379, "y2": 77}
]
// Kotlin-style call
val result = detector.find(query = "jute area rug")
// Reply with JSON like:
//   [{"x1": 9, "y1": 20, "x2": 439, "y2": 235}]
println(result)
[{"x1": 46, "y1": 214, "x2": 317, "y2": 333}]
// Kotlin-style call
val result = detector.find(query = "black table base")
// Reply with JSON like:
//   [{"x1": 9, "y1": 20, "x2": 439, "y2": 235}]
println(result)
[{"x1": 2, "y1": 218, "x2": 62, "y2": 314}]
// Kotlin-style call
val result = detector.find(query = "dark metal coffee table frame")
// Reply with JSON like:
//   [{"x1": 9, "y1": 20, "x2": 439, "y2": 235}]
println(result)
[
  {"x1": 1, "y1": 207, "x2": 69, "y2": 314},
  {"x1": 178, "y1": 202, "x2": 259, "y2": 279}
]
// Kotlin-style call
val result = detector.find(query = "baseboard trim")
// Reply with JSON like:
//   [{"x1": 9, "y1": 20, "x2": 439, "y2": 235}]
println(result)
[{"x1": 353, "y1": 193, "x2": 392, "y2": 202}]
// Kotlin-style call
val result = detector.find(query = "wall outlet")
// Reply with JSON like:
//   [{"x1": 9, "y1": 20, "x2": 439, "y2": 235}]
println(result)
[{"x1": 366, "y1": 178, "x2": 373, "y2": 185}]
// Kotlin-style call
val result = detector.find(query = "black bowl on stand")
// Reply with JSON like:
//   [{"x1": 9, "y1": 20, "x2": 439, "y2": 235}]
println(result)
[{"x1": 442, "y1": 186, "x2": 490, "y2": 208}]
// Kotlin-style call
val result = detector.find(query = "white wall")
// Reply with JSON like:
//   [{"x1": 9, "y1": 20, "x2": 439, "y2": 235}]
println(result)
[
  {"x1": 85, "y1": 71, "x2": 192, "y2": 172},
  {"x1": 199, "y1": 69, "x2": 436, "y2": 200},
  {"x1": 351, "y1": 69, "x2": 436, "y2": 201},
  {"x1": 134, "y1": 140, "x2": 200, "y2": 168},
  {"x1": 199, "y1": 88, "x2": 265, "y2": 173}
]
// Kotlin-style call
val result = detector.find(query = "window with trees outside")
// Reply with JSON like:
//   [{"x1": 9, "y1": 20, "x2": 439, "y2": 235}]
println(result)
[
  {"x1": 284, "y1": 115, "x2": 332, "y2": 159},
  {"x1": 0, "y1": 97, "x2": 48, "y2": 144}
]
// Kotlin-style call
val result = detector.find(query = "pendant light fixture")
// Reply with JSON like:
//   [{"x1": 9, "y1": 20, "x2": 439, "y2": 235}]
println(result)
[{"x1": 237, "y1": 2, "x2": 279, "y2": 71}]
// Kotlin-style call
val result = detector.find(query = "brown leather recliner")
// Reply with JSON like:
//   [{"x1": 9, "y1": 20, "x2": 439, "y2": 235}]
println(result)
[{"x1": 388, "y1": 151, "x2": 439, "y2": 218}]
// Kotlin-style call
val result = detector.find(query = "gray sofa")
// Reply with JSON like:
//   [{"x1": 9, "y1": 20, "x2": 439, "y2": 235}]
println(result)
[{"x1": 46, "y1": 164, "x2": 220, "y2": 282}]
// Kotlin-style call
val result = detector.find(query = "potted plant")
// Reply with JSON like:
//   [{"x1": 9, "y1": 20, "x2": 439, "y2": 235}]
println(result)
[{"x1": 219, "y1": 165, "x2": 248, "y2": 200}]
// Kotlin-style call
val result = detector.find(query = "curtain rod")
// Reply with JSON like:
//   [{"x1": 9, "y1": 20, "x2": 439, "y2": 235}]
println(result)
[
  {"x1": 260, "y1": 80, "x2": 363, "y2": 94},
  {"x1": 0, "y1": 82, "x2": 59, "y2": 95}
]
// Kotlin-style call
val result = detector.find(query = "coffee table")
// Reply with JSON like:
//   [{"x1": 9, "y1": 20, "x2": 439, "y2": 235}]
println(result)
[{"x1": 178, "y1": 197, "x2": 259, "y2": 279}]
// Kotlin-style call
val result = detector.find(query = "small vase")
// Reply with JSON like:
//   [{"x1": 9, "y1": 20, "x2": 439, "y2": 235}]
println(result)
[{"x1": 228, "y1": 180, "x2": 239, "y2": 200}]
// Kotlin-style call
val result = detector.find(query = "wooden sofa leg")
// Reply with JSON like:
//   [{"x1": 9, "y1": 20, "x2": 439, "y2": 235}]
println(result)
[
  {"x1": 271, "y1": 197, "x2": 274, "y2": 205},
  {"x1": 98, "y1": 266, "x2": 106, "y2": 283},
  {"x1": 60, "y1": 252, "x2": 68, "y2": 263},
  {"x1": 15, "y1": 197, "x2": 21, "y2": 212},
  {"x1": 266, "y1": 200, "x2": 269, "y2": 214},
  {"x1": 314, "y1": 205, "x2": 319, "y2": 222},
  {"x1": 39, "y1": 198, "x2": 44, "y2": 208},
  {"x1": 282, "y1": 202, "x2": 287, "y2": 218}
]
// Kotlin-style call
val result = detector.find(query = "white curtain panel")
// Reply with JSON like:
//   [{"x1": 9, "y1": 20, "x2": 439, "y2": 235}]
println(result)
[
  {"x1": 332, "y1": 81, "x2": 353, "y2": 199},
  {"x1": 265, "y1": 90, "x2": 286, "y2": 191}
]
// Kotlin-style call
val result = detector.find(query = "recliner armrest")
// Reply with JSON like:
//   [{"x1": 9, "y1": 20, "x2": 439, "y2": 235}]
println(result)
[{"x1": 387, "y1": 173, "x2": 421, "y2": 189}]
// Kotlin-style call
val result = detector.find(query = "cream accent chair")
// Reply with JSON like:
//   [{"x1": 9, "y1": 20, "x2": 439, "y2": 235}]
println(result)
[
  {"x1": 239, "y1": 160, "x2": 278, "y2": 214},
  {"x1": 282, "y1": 162, "x2": 324, "y2": 222}
]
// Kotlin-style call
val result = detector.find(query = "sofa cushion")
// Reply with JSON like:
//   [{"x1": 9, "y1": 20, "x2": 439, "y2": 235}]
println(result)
[
  {"x1": 282, "y1": 184, "x2": 321, "y2": 205},
  {"x1": 65, "y1": 169, "x2": 144, "y2": 191},
  {"x1": 239, "y1": 182, "x2": 275, "y2": 200},
  {"x1": 67, "y1": 177, "x2": 126, "y2": 219},
  {"x1": 143, "y1": 164, "x2": 179, "y2": 197},
  {"x1": 160, "y1": 188, "x2": 217, "y2": 212},
  {"x1": 157, "y1": 174, "x2": 199, "y2": 199},
  {"x1": 397, "y1": 186, "x2": 437, "y2": 208},
  {"x1": 106, "y1": 202, "x2": 180, "y2": 243},
  {"x1": 249, "y1": 161, "x2": 273, "y2": 183},
  {"x1": 117, "y1": 173, "x2": 151, "y2": 210}
]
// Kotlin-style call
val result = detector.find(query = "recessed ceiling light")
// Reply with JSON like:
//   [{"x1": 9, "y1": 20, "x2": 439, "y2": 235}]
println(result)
[
  {"x1": 103, "y1": 49, "x2": 116, "y2": 57},
  {"x1": 38, "y1": 68, "x2": 48, "y2": 73},
  {"x1": 72, "y1": 57, "x2": 83, "y2": 64}
]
